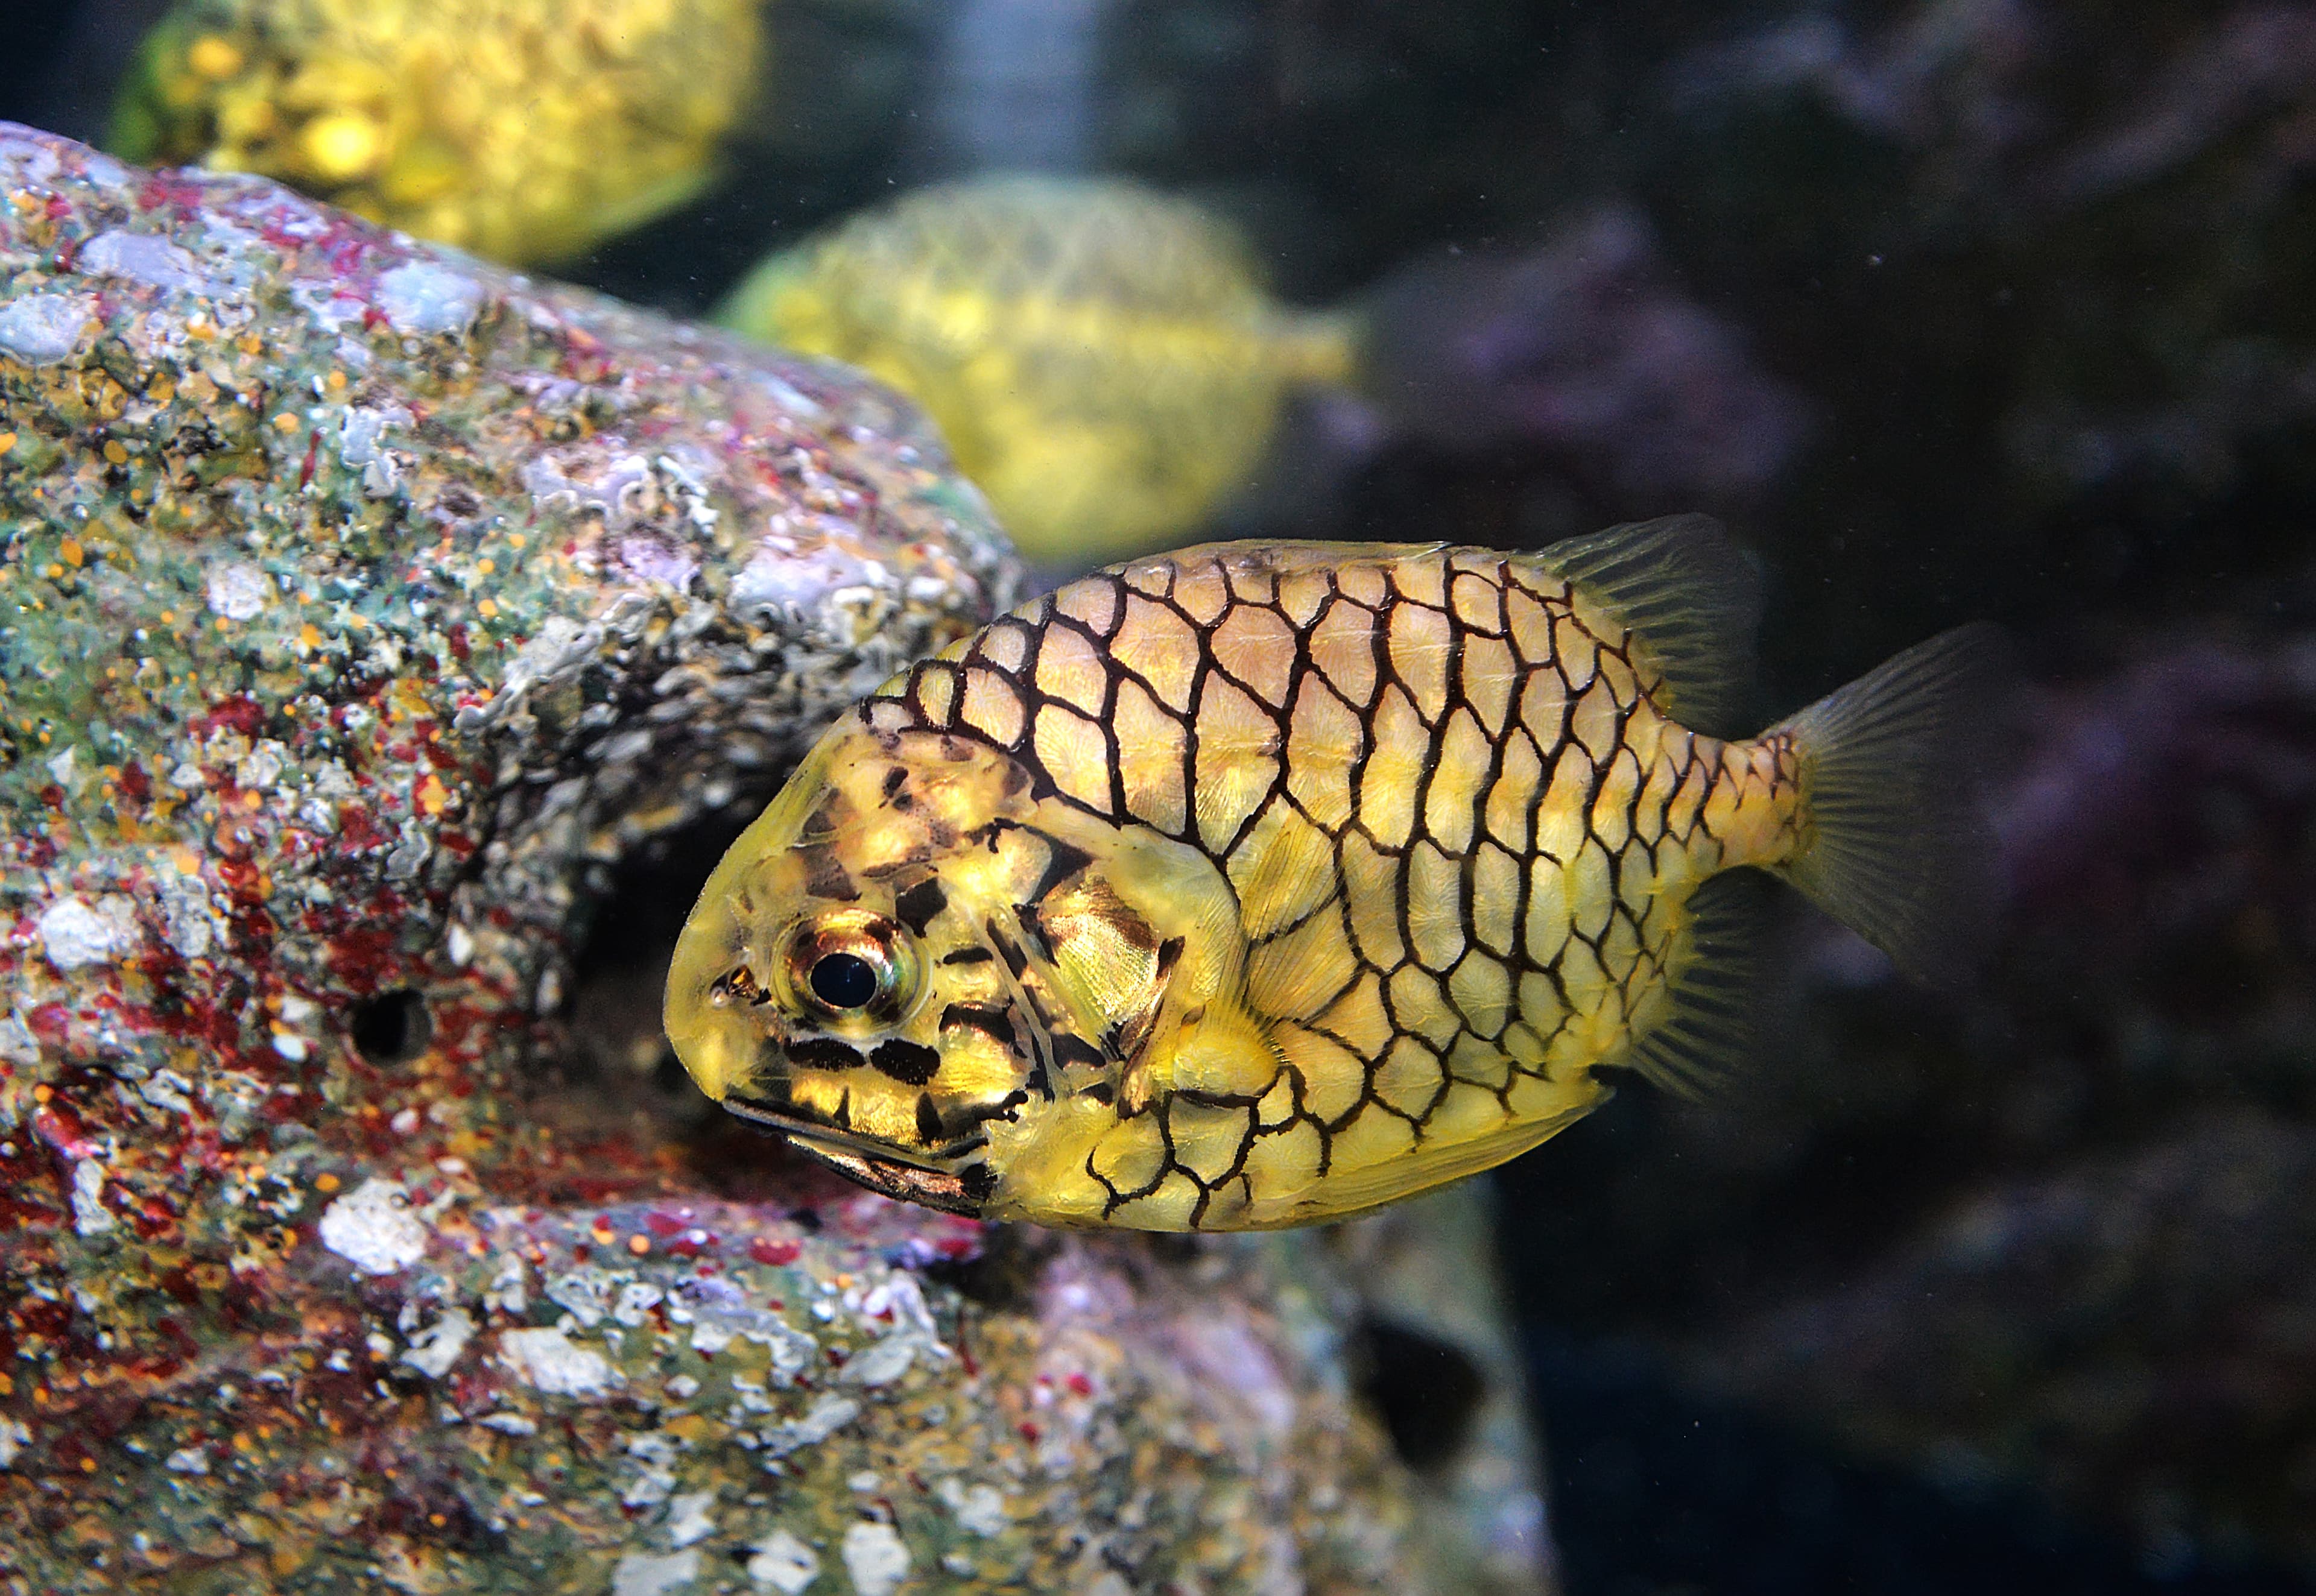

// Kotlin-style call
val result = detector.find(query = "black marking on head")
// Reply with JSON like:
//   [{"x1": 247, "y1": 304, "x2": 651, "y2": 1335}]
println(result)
[
  {"x1": 916, "y1": 1092, "x2": 944, "y2": 1144},
  {"x1": 1080, "y1": 1080, "x2": 1115, "y2": 1105},
  {"x1": 960, "y1": 1164, "x2": 998, "y2": 1203},
  {"x1": 940, "y1": 946, "x2": 993, "y2": 966},
  {"x1": 1156, "y1": 936, "x2": 1185, "y2": 982},
  {"x1": 1051, "y1": 1032, "x2": 1104, "y2": 1073},
  {"x1": 894, "y1": 878, "x2": 948, "y2": 936},
  {"x1": 952, "y1": 1089, "x2": 1030, "y2": 1129},
  {"x1": 786, "y1": 1036, "x2": 869, "y2": 1071},
  {"x1": 1028, "y1": 835, "x2": 1095, "y2": 906},
  {"x1": 832, "y1": 1089, "x2": 852, "y2": 1129},
  {"x1": 986, "y1": 920, "x2": 1028, "y2": 979},
  {"x1": 882, "y1": 766, "x2": 908, "y2": 800},
  {"x1": 1024, "y1": 1063, "x2": 1052, "y2": 1100},
  {"x1": 940, "y1": 1002, "x2": 1017, "y2": 1051},
  {"x1": 804, "y1": 852, "x2": 860, "y2": 903},
  {"x1": 871, "y1": 1037, "x2": 943, "y2": 1086}
]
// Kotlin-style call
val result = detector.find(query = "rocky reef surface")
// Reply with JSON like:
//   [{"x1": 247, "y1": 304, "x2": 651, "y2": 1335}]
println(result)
[{"x1": 0, "y1": 124, "x2": 1547, "y2": 1594}]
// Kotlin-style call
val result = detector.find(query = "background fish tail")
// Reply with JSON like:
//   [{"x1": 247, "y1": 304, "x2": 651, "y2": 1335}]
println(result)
[{"x1": 1766, "y1": 623, "x2": 2013, "y2": 987}]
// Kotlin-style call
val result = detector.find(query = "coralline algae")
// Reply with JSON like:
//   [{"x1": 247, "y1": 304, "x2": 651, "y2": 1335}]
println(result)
[{"x1": 0, "y1": 127, "x2": 1546, "y2": 1593}]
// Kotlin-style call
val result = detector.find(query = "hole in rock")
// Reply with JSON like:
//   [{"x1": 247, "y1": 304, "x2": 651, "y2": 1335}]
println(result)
[
  {"x1": 545, "y1": 812, "x2": 773, "y2": 1168},
  {"x1": 1356, "y1": 1316, "x2": 1489, "y2": 1474},
  {"x1": 350, "y1": 989, "x2": 433, "y2": 1066}
]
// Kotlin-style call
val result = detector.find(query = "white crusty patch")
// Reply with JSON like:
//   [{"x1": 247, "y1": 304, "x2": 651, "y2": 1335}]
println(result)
[
  {"x1": 318, "y1": 1178, "x2": 428, "y2": 1275},
  {"x1": 375, "y1": 262, "x2": 484, "y2": 338},
  {"x1": 70, "y1": 1159, "x2": 115, "y2": 1237},
  {"x1": 37, "y1": 895, "x2": 139, "y2": 971},
  {"x1": 497, "y1": 1326, "x2": 617, "y2": 1398},
  {"x1": 840, "y1": 1522, "x2": 911, "y2": 1596},
  {"x1": 745, "y1": 1529, "x2": 820, "y2": 1592},
  {"x1": 79, "y1": 229, "x2": 210, "y2": 295},
  {"x1": 204, "y1": 560, "x2": 272, "y2": 621},
  {"x1": 610, "y1": 1548, "x2": 700, "y2": 1596},
  {"x1": 0, "y1": 292, "x2": 92, "y2": 365},
  {"x1": 398, "y1": 1308, "x2": 475, "y2": 1379},
  {"x1": 759, "y1": 1393, "x2": 859, "y2": 1458},
  {"x1": 938, "y1": 1478, "x2": 1009, "y2": 1538},
  {"x1": 664, "y1": 1489, "x2": 717, "y2": 1549}
]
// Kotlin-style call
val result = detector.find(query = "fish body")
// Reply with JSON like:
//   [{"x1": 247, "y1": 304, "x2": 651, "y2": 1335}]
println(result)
[
  {"x1": 717, "y1": 176, "x2": 1356, "y2": 565},
  {"x1": 665, "y1": 517, "x2": 1993, "y2": 1231},
  {"x1": 110, "y1": 0, "x2": 762, "y2": 265}
]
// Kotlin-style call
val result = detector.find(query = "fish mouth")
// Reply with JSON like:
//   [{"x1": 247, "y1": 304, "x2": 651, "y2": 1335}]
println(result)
[{"x1": 722, "y1": 1091, "x2": 990, "y2": 1218}]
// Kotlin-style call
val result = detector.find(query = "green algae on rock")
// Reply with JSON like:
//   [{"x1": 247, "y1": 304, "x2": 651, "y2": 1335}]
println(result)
[{"x1": 0, "y1": 125, "x2": 1549, "y2": 1593}]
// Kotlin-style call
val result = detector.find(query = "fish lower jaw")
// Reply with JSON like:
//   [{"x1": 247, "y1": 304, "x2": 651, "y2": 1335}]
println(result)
[{"x1": 720, "y1": 1093, "x2": 992, "y2": 1217}]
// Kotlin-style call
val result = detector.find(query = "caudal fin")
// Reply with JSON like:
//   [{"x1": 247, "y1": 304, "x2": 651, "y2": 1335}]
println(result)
[{"x1": 1768, "y1": 625, "x2": 2011, "y2": 987}]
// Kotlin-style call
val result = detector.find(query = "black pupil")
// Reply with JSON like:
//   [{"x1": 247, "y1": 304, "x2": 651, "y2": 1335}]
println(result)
[{"x1": 809, "y1": 951, "x2": 880, "y2": 1009}]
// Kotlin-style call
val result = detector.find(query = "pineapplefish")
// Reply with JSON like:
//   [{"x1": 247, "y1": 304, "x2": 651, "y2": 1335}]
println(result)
[
  {"x1": 109, "y1": 0, "x2": 762, "y2": 266},
  {"x1": 717, "y1": 175, "x2": 1356, "y2": 564},
  {"x1": 665, "y1": 517, "x2": 1998, "y2": 1231}
]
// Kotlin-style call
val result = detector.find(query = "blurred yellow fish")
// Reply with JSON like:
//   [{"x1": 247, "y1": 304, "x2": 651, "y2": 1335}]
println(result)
[
  {"x1": 109, "y1": 0, "x2": 762, "y2": 265},
  {"x1": 665, "y1": 517, "x2": 1998, "y2": 1231},
  {"x1": 717, "y1": 175, "x2": 1358, "y2": 565}
]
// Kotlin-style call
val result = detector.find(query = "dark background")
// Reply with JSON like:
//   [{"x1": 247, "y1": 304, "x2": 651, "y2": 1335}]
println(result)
[{"x1": 11, "y1": 4, "x2": 2316, "y2": 1590}]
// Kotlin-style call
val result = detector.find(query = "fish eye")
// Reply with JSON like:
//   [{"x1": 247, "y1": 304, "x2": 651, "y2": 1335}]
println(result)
[
  {"x1": 808, "y1": 951, "x2": 879, "y2": 1010},
  {"x1": 779, "y1": 910, "x2": 920, "y2": 1027}
]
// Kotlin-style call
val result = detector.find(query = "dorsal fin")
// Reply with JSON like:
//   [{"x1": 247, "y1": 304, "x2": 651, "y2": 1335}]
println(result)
[{"x1": 1532, "y1": 514, "x2": 1762, "y2": 737}]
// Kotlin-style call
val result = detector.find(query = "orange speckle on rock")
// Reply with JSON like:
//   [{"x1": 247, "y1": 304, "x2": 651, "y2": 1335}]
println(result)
[
  {"x1": 416, "y1": 773, "x2": 448, "y2": 817},
  {"x1": 0, "y1": 431, "x2": 16, "y2": 454},
  {"x1": 298, "y1": 622, "x2": 323, "y2": 650},
  {"x1": 315, "y1": 1172, "x2": 340, "y2": 1193},
  {"x1": 627, "y1": 1234, "x2": 651, "y2": 1256},
  {"x1": 101, "y1": 440, "x2": 127, "y2": 465},
  {"x1": 476, "y1": 597, "x2": 499, "y2": 619},
  {"x1": 273, "y1": 412, "x2": 302, "y2": 434}
]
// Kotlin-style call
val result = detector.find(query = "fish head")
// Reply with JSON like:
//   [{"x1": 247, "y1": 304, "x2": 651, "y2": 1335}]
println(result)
[
  {"x1": 667, "y1": 701, "x2": 1258, "y2": 1225},
  {"x1": 665, "y1": 713, "x2": 1066, "y2": 1217}
]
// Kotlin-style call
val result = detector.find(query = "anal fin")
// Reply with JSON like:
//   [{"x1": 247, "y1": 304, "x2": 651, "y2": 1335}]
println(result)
[{"x1": 1618, "y1": 868, "x2": 1770, "y2": 1099}]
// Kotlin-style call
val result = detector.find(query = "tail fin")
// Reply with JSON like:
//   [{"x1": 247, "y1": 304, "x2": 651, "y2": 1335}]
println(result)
[{"x1": 1768, "y1": 624, "x2": 2012, "y2": 987}]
